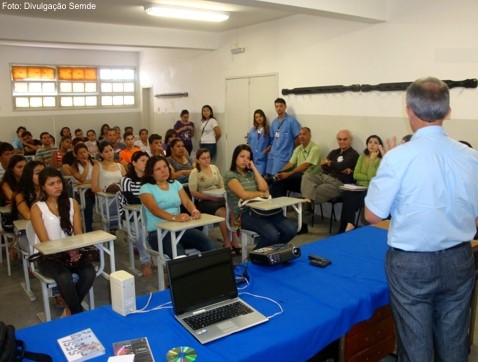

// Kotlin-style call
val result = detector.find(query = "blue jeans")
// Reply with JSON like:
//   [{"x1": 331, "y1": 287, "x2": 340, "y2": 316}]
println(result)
[
  {"x1": 386, "y1": 243, "x2": 474, "y2": 362},
  {"x1": 240, "y1": 209, "x2": 297, "y2": 249},
  {"x1": 147, "y1": 229, "x2": 215, "y2": 259}
]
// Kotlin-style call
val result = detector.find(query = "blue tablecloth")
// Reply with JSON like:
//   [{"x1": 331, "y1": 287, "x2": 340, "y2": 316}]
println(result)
[{"x1": 17, "y1": 226, "x2": 389, "y2": 361}]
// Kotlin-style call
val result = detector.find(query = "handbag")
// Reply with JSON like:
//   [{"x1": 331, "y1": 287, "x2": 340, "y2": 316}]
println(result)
[
  {"x1": 28, "y1": 246, "x2": 99, "y2": 268},
  {"x1": 0, "y1": 321, "x2": 52, "y2": 362}
]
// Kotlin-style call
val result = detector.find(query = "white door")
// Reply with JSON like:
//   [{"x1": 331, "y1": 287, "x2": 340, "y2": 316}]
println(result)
[{"x1": 224, "y1": 74, "x2": 278, "y2": 170}]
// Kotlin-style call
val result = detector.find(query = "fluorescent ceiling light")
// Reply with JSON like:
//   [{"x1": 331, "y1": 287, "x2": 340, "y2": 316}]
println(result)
[{"x1": 144, "y1": 4, "x2": 229, "y2": 22}]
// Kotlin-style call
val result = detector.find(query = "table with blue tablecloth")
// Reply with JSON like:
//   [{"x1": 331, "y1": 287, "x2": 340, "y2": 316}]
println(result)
[{"x1": 17, "y1": 226, "x2": 390, "y2": 361}]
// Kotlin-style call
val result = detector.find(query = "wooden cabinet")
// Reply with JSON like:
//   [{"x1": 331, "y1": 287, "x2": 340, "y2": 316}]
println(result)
[{"x1": 341, "y1": 305, "x2": 396, "y2": 362}]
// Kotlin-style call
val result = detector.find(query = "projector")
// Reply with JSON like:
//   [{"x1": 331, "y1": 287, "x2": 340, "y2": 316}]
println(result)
[{"x1": 249, "y1": 244, "x2": 301, "y2": 265}]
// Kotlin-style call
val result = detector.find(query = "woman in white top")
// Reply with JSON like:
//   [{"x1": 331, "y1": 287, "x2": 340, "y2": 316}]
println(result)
[
  {"x1": 91, "y1": 140, "x2": 126, "y2": 193},
  {"x1": 31, "y1": 167, "x2": 95, "y2": 317},
  {"x1": 199, "y1": 105, "x2": 221, "y2": 160}
]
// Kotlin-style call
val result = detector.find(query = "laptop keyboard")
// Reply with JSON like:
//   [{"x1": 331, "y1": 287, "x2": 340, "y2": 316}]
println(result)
[{"x1": 184, "y1": 301, "x2": 253, "y2": 330}]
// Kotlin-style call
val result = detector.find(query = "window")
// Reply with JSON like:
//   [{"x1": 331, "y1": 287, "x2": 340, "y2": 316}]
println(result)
[{"x1": 11, "y1": 65, "x2": 136, "y2": 110}]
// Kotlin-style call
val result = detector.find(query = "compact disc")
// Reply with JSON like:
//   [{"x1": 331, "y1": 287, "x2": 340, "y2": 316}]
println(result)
[{"x1": 166, "y1": 346, "x2": 197, "y2": 362}]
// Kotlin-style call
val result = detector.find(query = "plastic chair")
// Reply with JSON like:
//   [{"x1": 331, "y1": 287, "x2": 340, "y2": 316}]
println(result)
[
  {"x1": 312, "y1": 197, "x2": 343, "y2": 234},
  {"x1": 26, "y1": 222, "x2": 95, "y2": 322},
  {"x1": 224, "y1": 192, "x2": 258, "y2": 262},
  {"x1": 117, "y1": 195, "x2": 143, "y2": 276},
  {"x1": 95, "y1": 191, "x2": 119, "y2": 232},
  {"x1": 0, "y1": 227, "x2": 11, "y2": 277}
]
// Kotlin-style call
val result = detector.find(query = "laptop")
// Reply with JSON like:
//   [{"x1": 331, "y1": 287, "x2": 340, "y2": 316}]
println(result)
[{"x1": 167, "y1": 248, "x2": 268, "y2": 344}]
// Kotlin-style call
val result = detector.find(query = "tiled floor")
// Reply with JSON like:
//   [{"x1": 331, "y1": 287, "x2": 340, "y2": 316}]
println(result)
[{"x1": 1, "y1": 216, "x2": 477, "y2": 361}]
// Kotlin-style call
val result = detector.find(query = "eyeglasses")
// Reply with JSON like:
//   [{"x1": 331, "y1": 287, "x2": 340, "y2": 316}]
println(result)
[{"x1": 337, "y1": 138, "x2": 349, "y2": 141}]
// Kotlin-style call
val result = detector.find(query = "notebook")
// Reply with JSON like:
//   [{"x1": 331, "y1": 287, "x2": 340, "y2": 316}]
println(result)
[{"x1": 167, "y1": 248, "x2": 268, "y2": 344}]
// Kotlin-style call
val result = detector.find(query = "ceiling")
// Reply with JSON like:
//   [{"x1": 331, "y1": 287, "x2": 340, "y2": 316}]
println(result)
[{"x1": 0, "y1": 0, "x2": 386, "y2": 33}]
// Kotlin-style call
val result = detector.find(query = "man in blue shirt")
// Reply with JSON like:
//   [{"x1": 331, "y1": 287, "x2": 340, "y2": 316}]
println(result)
[
  {"x1": 266, "y1": 98, "x2": 301, "y2": 175},
  {"x1": 365, "y1": 77, "x2": 478, "y2": 362}
]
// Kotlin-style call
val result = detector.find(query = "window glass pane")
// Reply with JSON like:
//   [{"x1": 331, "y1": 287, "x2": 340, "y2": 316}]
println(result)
[
  {"x1": 111, "y1": 69, "x2": 123, "y2": 80},
  {"x1": 30, "y1": 97, "x2": 43, "y2": 107},
  {"x1": 15, "y1": 97, "x2": 30, "y2": 107},
  {"x1": 123, "y1": 69, "x2": 135, "y2": 80},
  {"x1": 14, "y1": 83, "x2": 28, "y2": 93},
  {"x1": 60, "y1": 83, "x2": 72, "y2": 92},
  {"x1": 84, "y1": 68, "x2": 97, "y2": 80},
  {"x1": 101, "y1": 96, "x2": 113, "y2": 106},
  {"x1": 100, "y1": 69, "x2": 112, "y2": 80},
  {"x1": 124, "y1": 83, "x2": 135, "y2": 92},
  {"x1": 12, "y1": 67, "x2": 28, "y2": 80},
  {"x1": 72, "y1": 83, "x2": 85, "y2": 93},
  {"x1": 124, "y1": 96, "x2": 135, "y2": 105},
  {"x1": 28, "y1": 83, "x2": 42, "y2": 93},
  {"x1": 85, "y1": 96, "x2": 97, "y2": 106},
  {"x1": 101, "y1": 83, "x2": 112, "y2": 92},
  {"x1": 61, "y1": 97, "x2": 73, "y2": 107},
  {"x1": 84, "y1": 83, "x2": 97, "y2": 92},
  {"x1": 112, "y1": 83, "x2": 124, "y2": 92},
  {"x1": 73, "y1": 97, "x2": 85, "y2": 106},
  {"x1": 43, "y1": 97, "x2": 56, "y2": 107},
  {"x1": 112, "y1": 96, "x2": 124, "y2": 105},
  {"x1": 42, "y1": 83, "x2": 56, "y2": 93}
]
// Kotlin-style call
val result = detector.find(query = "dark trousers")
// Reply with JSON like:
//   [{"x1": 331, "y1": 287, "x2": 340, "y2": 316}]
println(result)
[
  {"x1": 338, "y1": 190, "x2": 366, "y2": 233},
  {"x1": 38, "y1": 259, "x2": 96, "y2": 314},
  {"x1": 269, "y1": 173, "x2": 303, "y2": 198}
]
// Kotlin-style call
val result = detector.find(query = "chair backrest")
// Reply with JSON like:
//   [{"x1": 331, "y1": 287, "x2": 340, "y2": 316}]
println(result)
[
  {"x1": 115, "y1": 191, "x2": 126, "y2": 231},
  {"x1": 223, "y1": 191, "x2": 238, "y2": 233},
  {"x1": 25, "y1": 221, "x2": 38, "y2": 251}
]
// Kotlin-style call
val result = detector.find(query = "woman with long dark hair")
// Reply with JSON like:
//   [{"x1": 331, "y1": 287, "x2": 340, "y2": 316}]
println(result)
[
  {"x1": 167, "y1": 138, "x2": 193, "y2": 183},
  {"x1": 140, "y1": 155, "x2": 214, "y2": 259},
  {"x1": 224, "y1": 144, "x2": 296, "y2": 249},
  {"x1": 247, "y1": 109, "x2": 272, "y2": 175},
  {"x1": 119, "y1": 150, "x2": 152, "y2": 276},
  {"x1": 174, "y1": 109, "x2": 195, "y2": 155},
  {"x1": 338, "y1": 134, "x2": 384, "y2": 233},
  {"x1": 12, "y1": 161, "x2": 45, "y2": 220},
  {"x1": 31, "y1": 167, "x2": 95, "y2": 317}
]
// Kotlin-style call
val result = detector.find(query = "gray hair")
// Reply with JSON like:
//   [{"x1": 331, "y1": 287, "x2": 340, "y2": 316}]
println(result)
[{"x1": 406, "y1": 77, "x2": 449, "y2": 122}]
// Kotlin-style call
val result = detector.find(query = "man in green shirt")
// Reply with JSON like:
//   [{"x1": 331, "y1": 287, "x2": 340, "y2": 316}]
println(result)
[{"x1": 269, "y1": 127, "x2": 322, "y2": 198}]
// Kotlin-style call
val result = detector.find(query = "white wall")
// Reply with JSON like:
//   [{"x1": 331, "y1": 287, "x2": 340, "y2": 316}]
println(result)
[
  {"x1": 141, "y1": 0, "x2": 478, "y2": 160},
  {"x1": 0, "y1": 46, "x2": 141, "y2": 140}
]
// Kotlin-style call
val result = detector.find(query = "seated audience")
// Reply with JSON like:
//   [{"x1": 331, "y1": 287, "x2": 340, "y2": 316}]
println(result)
[
  {"x1": 189, "y1": 148, "x2": 241, "y2": 255},
  {"x1": 85, "y1": 129, "x2": 99, "y2": 157},
  {"x1": 74, "y1": 129, "x2": 87, "y2": 142},
  {"x1": 0, "y1": 142, "x2": 15, "y2": 179},
  {"x1": 119, "y1": 151, "x2": 152, "y2": 276},
  {"x1": 35, "y1": 132, "x2": 57, "y2": 167},
  {"x1": 98, "y1": 123, "x2": 110, "y2": 141},
  {"x1": 140, "y1": 155, "x2": 215, "y2": 259},
  {"x1": 21, "y1": 131, "x2": 42, "y2": 156},
  {"x1": 106, "y1": 128, "x2": 125, "y2": 162},
  {"x1": 163, "y1": 129, "x2": 177, "y2": 157},
  {"x1": 338, "y1": 135, "x2": 383, "y2": 233},
  {"x1": 167, "y1": 138, "x2": 194, "y2": 184},
  {"x1": 51, "y1": 136, "x2": 72, "y2": 170},
  {"x1": 301, "y1": 129, "x2": 359, "y2": 227},
  {"x1": 31, "y1": 167, "x2": 95, "y2": 317},
  {"x1": 91, "y1": 141, "x2": 126, "y2": 193},
  {"x1": 11, "y1": 126, "x2": 26, "y2": 153},
  {"x1": 12, "y1": 161, "x2": 45, "y2": 221},
  {"x1": 147, "y1": 133, "x2": 164, "y2": 157},
  {"x1": 59, "y1": 127, "x2": 71, "y2": 138},
  {"x1": 62, "y1": 137, "x2": 85, "y2": 167},
  {"x1": 134, "y1": 128, "x2": 149, "y2": 152},
  {"x1": 119, "y1": 132, "x2": 140, "y2": 169},
  {"x1": 65, "y1": 143, "x2": 96, "y2": 232},
  {"x1": 269, "y1": 127, "x2": 321, "y2": 198},
  {"x1": 224, "y1": 144, "x2": 296, "y2": 249}
]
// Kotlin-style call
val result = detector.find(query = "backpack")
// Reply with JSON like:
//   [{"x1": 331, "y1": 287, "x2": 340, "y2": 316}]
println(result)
[{"x1": 0, "y1": 322, "x2": 52, "y2": 362}]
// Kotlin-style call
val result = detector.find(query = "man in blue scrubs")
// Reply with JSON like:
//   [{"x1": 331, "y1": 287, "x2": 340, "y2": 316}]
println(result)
[
  {"x1": 365, "y1": 77, "x2": 478, "y2": 362},
  {"x1": 266, "y1": 98, "x2": 301, "y2": 176}
]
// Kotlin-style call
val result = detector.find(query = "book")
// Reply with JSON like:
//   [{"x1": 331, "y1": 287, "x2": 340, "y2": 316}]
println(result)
[
  {"x1": 113, "y1": 337, "x2": 155, "y2": 362},
  {"x1": 57, "y1": 328, "x2": 105, "y2": 362},
  {"x1": 340, "y1": 184, "x2": 368, "y2": 191}
]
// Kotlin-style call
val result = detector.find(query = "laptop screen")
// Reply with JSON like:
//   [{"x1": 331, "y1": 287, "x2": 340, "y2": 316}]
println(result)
[{"x1": 167, "y1": 248, "x2": 238, "y2": 315}]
